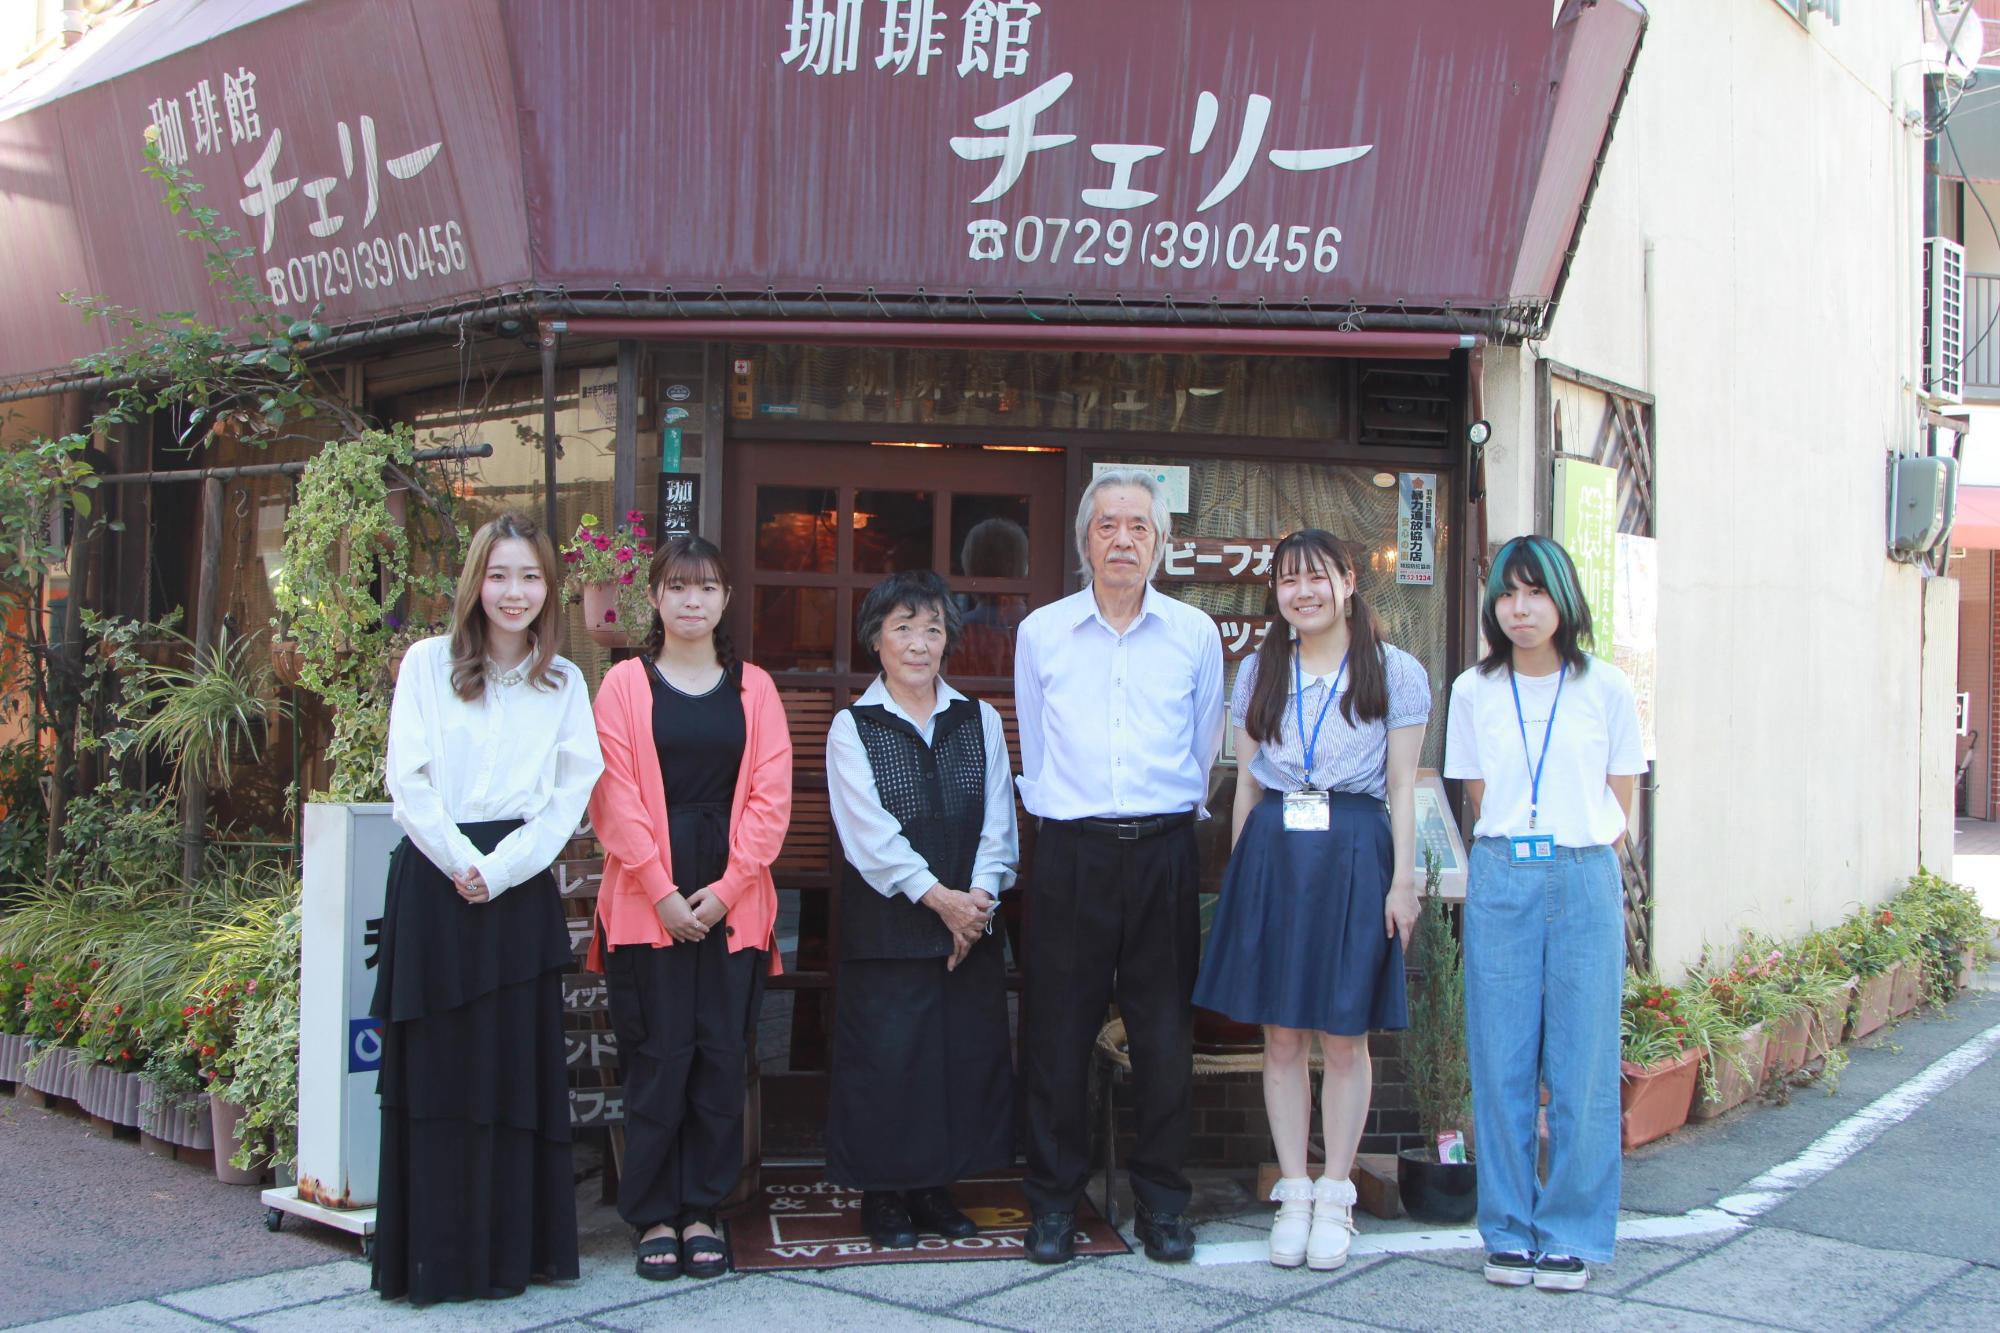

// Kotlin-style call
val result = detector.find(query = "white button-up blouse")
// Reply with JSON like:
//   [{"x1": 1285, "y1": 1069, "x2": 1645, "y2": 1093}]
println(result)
[{"x1": 384, "y1": 635, "x2": 605, "y2": 899}]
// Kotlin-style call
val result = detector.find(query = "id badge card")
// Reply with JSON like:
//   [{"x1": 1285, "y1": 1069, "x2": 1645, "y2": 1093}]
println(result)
[
  {"x1": 1282, "y1": 788, "x2": 1331, "y2": 832},
  {"x1": 1509, "y1": 833, "x2": 1556, "y2": 863}
]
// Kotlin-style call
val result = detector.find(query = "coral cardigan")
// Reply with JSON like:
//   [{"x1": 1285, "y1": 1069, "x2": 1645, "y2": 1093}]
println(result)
[{"x1": 587, "y1": 657, "x2": 793, "y2": 974}]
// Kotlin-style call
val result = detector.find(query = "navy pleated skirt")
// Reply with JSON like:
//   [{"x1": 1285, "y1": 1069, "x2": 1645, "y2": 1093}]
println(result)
[{"x1": 1193, "y1": 791, "x2": 1407, "y2": 1035}]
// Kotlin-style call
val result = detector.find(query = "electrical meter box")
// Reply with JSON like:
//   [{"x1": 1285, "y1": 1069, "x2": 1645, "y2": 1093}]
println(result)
[{"x1": 1890, "y1": 455, "x2": 1956, "y2": 557}]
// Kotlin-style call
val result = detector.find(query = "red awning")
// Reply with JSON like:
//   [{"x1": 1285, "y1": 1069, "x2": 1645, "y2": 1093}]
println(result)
[
  {"x1": 1956, "y1": 484, "x2": 2000, "y2": 548},
  {"x1": 0, "y1": 0, "x2": 1646, "y2": 392}
]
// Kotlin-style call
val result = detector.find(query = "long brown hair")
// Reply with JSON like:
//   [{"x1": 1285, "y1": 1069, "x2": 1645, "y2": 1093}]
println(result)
[
  {"x1": 1242, "y1": 529, "x2": 1389, "y2": 743},
  {"x1": 639, "y1": 535, "x2": 742, "y2": 688},
  {"x1": 448, "y1": 511, "x2": 566, "y2": 700}
]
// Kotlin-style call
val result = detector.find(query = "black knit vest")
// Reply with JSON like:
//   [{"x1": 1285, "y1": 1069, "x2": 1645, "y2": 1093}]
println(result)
[{"x1": 838, "y1": 696, "x2": 987, "y2": 962}]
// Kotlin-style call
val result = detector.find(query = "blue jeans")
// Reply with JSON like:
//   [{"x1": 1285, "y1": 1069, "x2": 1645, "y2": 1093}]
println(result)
[{"x1": 1462, "y1": 837, "x2": 1624, "y2": 1263}]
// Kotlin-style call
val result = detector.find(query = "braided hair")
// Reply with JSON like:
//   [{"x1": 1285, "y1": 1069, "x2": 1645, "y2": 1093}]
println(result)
[{"x1": 638, "y1": 535, "x2": 742, "y2": 687}]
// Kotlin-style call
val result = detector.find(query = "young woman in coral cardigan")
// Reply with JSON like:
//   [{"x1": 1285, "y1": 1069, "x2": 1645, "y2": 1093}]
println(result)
[{"x1": 588, "y1": 535, "x2": 792, "y2": 1281}]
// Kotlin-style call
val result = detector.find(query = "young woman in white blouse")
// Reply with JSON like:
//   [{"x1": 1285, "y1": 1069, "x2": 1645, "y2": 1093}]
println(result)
[
  {"x1": 1443, "y1": 535, "x2": 1646, "y2": 1295},
  {"x1": 371, "y1": 511, "x2": 605, "y2": 1307}
]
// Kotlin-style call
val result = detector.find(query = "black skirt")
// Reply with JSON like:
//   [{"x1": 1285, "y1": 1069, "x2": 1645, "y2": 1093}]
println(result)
[
  {"x1": 826, "y1": 929, "x2": 1014, "y2": 1192},
  {"x1": 370, "y1": 820, "x2": 578, "y2": 1305}
]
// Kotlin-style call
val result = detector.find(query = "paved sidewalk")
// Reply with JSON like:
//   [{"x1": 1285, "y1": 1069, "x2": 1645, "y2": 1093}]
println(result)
[{"x1": 4, "y1": 970, "x2": 1996, "y2": 1331}]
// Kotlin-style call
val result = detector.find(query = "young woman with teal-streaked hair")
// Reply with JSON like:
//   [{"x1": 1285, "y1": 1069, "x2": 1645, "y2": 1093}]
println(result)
[{"x1": 1442, "y1": 535, "x2": 1647, "y2": 1295}]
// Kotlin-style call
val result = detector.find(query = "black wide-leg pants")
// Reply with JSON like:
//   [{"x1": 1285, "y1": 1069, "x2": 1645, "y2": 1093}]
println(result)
[
  {"x1": 604, "y1": 929, "x2": 766, "y2": 1230},
  {"x1": 1023, "y1": 818, "x2": 1200, "y2": 1217}
]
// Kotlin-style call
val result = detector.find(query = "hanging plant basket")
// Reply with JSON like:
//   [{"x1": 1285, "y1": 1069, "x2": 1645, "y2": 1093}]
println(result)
[
  {"x1": 1620, "y1": 1045, "x2": 1700, "y2": 1151},
  {"x1": 271, "y1": 636, "x2": 305, "y2": 687},
  {"x1": 580, "y1": 582, "x2": 631, "y2": 647}
]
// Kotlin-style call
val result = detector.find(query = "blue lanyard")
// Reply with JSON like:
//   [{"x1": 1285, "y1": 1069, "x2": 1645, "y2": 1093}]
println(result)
[
  {"x1": 1292, "y1": 648, "x2": 1349, "y2": 789},
  {"x1": 1508, "y1": 665, "x2": 1566, "y2": 830}
]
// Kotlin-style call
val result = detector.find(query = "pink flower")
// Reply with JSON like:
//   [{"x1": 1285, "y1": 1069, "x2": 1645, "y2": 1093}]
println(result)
[
  {"x1": 614, "y1": 546, "x2": 634, "y2": 562},
  {"x1": 602, "y1": 608, "x2": 618, "y2": 624},
  {"x1": 618, "y1": 570, "x2": 635, "y2": 585},
  {"x1": 631, "y1": 523, "x2": 647, "y2": 537},
  {"x1": 593, "y1": 535, "x2": 612, "y2": 551},
  {"x1": 625, "y1": 509, "x2": 644, "y2": 522},
  {"x1": 563, "y1": 550, "x2": 582, "y2": 564}
]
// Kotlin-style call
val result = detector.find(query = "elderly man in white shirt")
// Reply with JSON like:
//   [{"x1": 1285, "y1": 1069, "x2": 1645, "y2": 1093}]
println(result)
[{"x1": 1013, "y1": 466, "x2": 1224, "y2": 1266}]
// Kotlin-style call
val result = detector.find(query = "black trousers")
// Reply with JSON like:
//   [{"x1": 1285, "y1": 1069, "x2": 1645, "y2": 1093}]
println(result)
[
  {"x1": 604, "y1": 930, "x2": 765, "y2": 1230},
  {"x1": 1023, "y1": 818, "x2": 1200, "y2": 1216}
]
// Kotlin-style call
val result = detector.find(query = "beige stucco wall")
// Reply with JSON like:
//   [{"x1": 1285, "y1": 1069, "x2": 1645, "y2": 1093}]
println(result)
[{"x1": 1479, "y1": 0, "x2": 1958, "y2": 976}]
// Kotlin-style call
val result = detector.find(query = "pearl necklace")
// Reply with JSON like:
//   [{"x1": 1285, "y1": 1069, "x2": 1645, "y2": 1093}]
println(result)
[{"x1": 487, "y1": 657, "x2": 527, "y2": 688}]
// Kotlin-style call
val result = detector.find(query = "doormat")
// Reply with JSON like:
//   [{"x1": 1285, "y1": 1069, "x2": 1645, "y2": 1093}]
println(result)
[{"x1": 729, "y1": 1168, "x2": 1130, "y2": 1271}]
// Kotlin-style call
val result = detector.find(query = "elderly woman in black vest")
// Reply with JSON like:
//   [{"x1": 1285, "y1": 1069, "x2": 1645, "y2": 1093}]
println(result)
[{"x1": 824, "y1": 569, "x2": 1020, "y2": 1248}]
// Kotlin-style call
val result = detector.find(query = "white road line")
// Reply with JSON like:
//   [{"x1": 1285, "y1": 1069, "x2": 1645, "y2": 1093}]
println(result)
[
  {"x1": 1718, "y1": 1016, "x2": 2000, "y2": 1217},
  {"x1": 1194, "y1": 1017, "x2": 2000, "y2": 1266}
]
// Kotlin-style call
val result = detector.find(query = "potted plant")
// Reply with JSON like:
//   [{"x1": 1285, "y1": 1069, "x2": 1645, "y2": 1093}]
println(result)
[
  {"x1": 184, "y1": 977, "x2": 263, "y2": 1183},
  {"x1": 1891, "y1": 869, "x2": 1993, "y2": 1006},
  {"x1": 1397, "y1": 853, "x2": 1476, "y2": 1223},
  {"x1": 0, "y1": 956, "x2": 32, "y2": 1084},
  {"x1": 1687, "y1": 941, "x2": 1790, "y2": 1120},
  {"x1": 1769, "y1": 935, "x2": 1855, "y2": 1077},
  {"x1": 560, "y1": 510, "x2": 656, "y2": 647},
  {"x1": 1619, "y1": 974, "x2": 1704, "y2": 1150},
  {"x1": 1826, "y1": 908, "x2": 1909, "y2": 1039},
  {"x1": 193, "y1": 879, "x2": 302, "y2": 1180}
]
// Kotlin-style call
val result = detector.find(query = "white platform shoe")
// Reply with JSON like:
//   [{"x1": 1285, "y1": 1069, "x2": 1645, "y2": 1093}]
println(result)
[
  {"x1": 1309, "y1": 1175, "x2": 1358, "y2": 1270},
  {"x1": 1267, "y1": 1176, "x2": 1315, "y2": 1268}
]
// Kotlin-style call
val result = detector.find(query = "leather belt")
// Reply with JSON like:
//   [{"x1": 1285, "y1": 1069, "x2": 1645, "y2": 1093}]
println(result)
[{"x1": 1051, "y1": 811, "x2": 1196, "y2": 842}]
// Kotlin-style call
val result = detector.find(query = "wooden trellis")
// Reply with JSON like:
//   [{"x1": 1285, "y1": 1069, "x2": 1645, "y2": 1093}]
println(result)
[{"x1": 1537, "y1": 358, "x2": 1658, "y2": 971}]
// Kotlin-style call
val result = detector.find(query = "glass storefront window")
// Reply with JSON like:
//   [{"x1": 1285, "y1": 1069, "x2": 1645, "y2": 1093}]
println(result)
[
  {"x1": 754, "y1": 586, "x2": 837, "y2": 672},
  {"x1": 851, "y1": 490, "x2": 933, "y2": 573},
  {"x1": 756, "y1": 487, "x2": 838, "y2": 572},
  {"x1": 729, "y1": 344, "x2": 1348, "y2": 441}
]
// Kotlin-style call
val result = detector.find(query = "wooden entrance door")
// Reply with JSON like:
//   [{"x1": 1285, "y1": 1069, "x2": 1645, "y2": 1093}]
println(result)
[{"x1": 724, "y1": 441, "x2": 1069, "y2": 1155}]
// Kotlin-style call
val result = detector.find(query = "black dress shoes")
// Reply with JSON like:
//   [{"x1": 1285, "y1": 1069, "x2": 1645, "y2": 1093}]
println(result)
[
  {"x1": 1134, "y1": 1197, "x2": 1196, "y2": 1263},
  {"x1": 861, "y1": 1190, "x2": 918, "y2": 1248},
  {"x1": 1025, "y1": 1211, "x2": 1076, "y2": 1264},
  {"x1": 906, "y1": 1186, "x2": 978, "y2": 1238}
]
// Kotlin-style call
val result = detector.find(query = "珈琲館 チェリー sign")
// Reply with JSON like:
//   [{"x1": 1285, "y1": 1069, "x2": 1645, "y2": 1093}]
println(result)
[{"x1": 0, "y1": 0, "x2": 1643, "y2": 388}]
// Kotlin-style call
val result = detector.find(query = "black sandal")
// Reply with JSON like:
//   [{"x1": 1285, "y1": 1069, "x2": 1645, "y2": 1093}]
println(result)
[
  {"x1": 680, "y1": 1211, "x2": 730, "y2": 1279},
  {"x1": 635, "y1": 1226, "x2": 682, "y2": 1282}
]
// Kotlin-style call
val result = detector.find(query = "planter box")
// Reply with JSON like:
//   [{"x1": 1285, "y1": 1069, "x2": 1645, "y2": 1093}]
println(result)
[
  {"x1": 1692, "y1": 1024, "x2": 1767, "y2": 1121},
  {"x1": 0, "y1": 1032, "x2": 27, "y2": 1084},
  {"x1": 1620, "y1": 1046, "x2": 1701, "y2": 1151},
  {"x1": 24, "y1": 1045, "x2": 77, "y2": 1099},
  {"x1": 137, "y1": 1076, "x2": 215, "y2": 1150},
  {"x1": 1806, "y1": 988, "x2": 1852, "y2": 1064},
  {"x1": 1847, "y1": 971, "x2": 1895, "y2": 1040},
  {"x1": 1887, "y1": 959, "x2": 1923, "y2": 1017},
  {"x1": 210, "y1": 1091, "x2": 265, "y2": 1185},
  {"x1": 1767, "y1": 1009, "x2": 1812, "y2": 1079},
  {"x1": 580, "y1": 582, "x2": 631, "y2": 647},
  {"x1": 75, "y1": 1063, "x2": 145, "y2": 1127}
]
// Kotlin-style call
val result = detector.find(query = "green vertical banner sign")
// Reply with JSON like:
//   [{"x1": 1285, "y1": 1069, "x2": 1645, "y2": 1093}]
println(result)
[{"x1": 1554, "y1": 459, "x2": 1618, "y2": 662}]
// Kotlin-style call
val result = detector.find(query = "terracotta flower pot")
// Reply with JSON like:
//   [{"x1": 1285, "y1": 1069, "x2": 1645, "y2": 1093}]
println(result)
[
  {"x1": 580, "y1": 582, "x2": 630, "y2": 647},
  {"x1": 270, "y1": 636, "x2": 304, "y2": 687},
  {"x1": 1847, "y1": 971, "x2": 1895, "y2": 1040},
  {"x1": 208, "y1": 1090, "x2": 265, "y2": 1185},
  {"x1": 1806, "y1": 986, "x2": 1853, "y2": 1064},
  {"x1": 1620, "y1": 1045, "x2": 1701, "y2": 1151},
  {"x1": 1767, "y1": 1009, "x2": 1812, "y2": 1078},
  {"x1": 1887, "y1": 959, "x2": 1923, "y2": 1017},
  {"x1": 1692, "y1": 1023, "x2": 1767, "y2": 1121}
]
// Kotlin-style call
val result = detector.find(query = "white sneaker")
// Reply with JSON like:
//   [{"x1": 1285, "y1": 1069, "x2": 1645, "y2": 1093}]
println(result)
[
  {"x1": 1308, "y1": 1175, "x2": 1358, "y2": 1270},
  {"x1": 1267, "y1": 1176, "x2": 1314, "y2": 1268}
]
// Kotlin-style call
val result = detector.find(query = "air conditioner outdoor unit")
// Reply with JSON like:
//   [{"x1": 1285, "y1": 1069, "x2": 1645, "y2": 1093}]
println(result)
[
  {"x1": 1889, "y1": 454, "x2": 1957, "y2": 558},
  {"x1": 1923, "y1": 236, "x2": 1966, "y2": 406}
]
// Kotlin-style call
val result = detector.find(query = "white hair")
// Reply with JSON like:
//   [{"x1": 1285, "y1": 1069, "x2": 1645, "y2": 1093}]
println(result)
[{"x1": 1074, "y1": 467, "x2": 1172, "y2": 580}]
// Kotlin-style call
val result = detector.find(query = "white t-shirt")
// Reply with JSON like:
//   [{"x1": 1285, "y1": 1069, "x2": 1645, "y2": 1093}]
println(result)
[{"x1": 1443, "y1": 658, "x2": 1647, "y2": 848}]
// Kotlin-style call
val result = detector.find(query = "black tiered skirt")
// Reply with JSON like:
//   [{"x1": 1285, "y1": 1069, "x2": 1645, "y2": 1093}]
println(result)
[{"x1": 370, "y1": 820, "x2": 578, "y2": 1306}]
